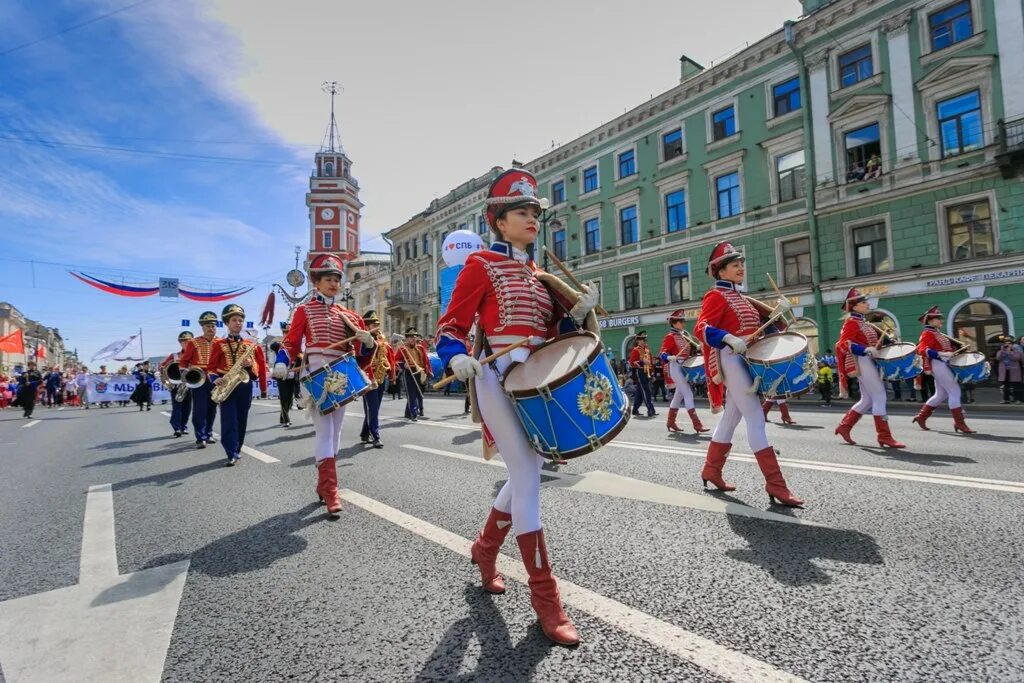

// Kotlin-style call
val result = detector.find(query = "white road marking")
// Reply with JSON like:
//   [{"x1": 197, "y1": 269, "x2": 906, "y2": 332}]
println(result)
[
  {"x1": 340, "y1": 489, "x2": 808, "y2": 683},
  {"x1": 22, "y1": 420, "x2": 40, "y2": 429},
  {"x1": 401, "y1": 445, "x2": 813, "y2": 526},
  {"x1": 350, "y1": 411, "x2": 477, "y2": 431},
  {"x1": 58, "y1": 407, "x2": 65, "y2": 411},
  {"x1": 240, "y1": 444, "x2": 279, "y2": 463},
  {"x1": 612, "y1": 440, "x2": 1024, "y2": 494},
  {"x1": 0, "y1": 484, "x2": 189, "y2": 683}
]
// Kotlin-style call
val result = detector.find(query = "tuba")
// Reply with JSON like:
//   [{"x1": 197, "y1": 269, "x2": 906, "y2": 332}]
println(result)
[{"x1": 211, "y1": 342, "x2": 259, "y2": 404}]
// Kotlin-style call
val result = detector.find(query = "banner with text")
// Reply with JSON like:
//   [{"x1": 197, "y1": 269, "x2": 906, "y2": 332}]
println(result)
[{"x1": 85, "y1": 374, "x2": 172, "y2": 403}]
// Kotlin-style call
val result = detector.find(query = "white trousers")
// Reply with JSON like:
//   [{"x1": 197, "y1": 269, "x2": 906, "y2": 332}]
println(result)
[
  {"x1": 710, "y1": 349, "x2": 770, "y2": 452},
  {"x1": 851, "y1": 355, "x2": 887, "y2": 416},
  {"x1": 305, "y1": 353, "x2": 348, "y2": 462},
  {"x1": 926, "y1": 360, "x2": 962, "y2": 410},
  {"x1": 474, "y1": 349, "x2": 544, "y2": 535},
  {"x1": 668, "y1": 362, "x2": 695, "y2": 410}
]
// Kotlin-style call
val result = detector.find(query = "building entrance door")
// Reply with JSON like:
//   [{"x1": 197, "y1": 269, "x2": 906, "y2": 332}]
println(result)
[{"x1": 952, "y1": 301, "x2": 1009, "y2": 362}]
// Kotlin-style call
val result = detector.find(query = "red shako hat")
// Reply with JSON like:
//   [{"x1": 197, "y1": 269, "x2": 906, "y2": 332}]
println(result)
[
  {"x1": 485, "y1": 169, "x2": 548, "y2": 229},
  {"x1": 918, "y1": 305, "x2": 943, "y2": 323},
  {"x1": 309, "y1": 254, "x2": 345, "y2": 277},
  {"x1": 706, "y1": 242, "x2": 743, "y2": 276},
  {"x1": 843, "y1": 287, "x2": 868, "y2": 311},
  {"x1": 667, "y1": 309, "x2": 687, "y2": 322}
]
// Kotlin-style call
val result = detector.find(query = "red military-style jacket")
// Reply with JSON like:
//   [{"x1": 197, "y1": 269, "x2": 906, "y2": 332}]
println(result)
[
  {"x1": 158, "y1": 352, "x2": 179, "y2": 371},
  {"x1": 207, "y1": 336, "x2": 268, "y2": 395},
  {"x1": 628, "y1": 344, "x2": 653, "y2": 372},
  {"x1": 179, "y1": 336, "x2": 215, "y2": 370},
  {"x1": 836, "y1": 314, "x2": 880, "y2": 397},
  {"x1": 659, "y1": 330, "x2": 693, "y2": 362},
  {"x1": 280, "y1": 295, "x2": 368, "y2": 365},
  {"x1": 917, "y1": 326, "x2": 954, "y2": 374}
]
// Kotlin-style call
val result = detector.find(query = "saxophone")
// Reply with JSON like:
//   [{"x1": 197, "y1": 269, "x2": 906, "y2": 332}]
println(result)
[
  {"x1": 369, "y1": 338, "x2": 391, "y2": 389},
  {"x1": 211, "y1": 342, "x2": 259, "y2": 404}
]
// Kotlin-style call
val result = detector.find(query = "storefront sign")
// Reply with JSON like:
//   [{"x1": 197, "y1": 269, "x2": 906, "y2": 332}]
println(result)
[
  {"x1": 925, "y1": 268, "x2": 1024, "y2": 288},
  {"x1": 599, "y1": 315, "x2": 641, "y2": 330},
  {"x1": 857, "y1": 284, "x2": 889, "y2": 296}
]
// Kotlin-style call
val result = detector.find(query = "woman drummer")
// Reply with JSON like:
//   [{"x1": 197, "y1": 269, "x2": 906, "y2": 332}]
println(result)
[
  {"x1": 435, "y1": 169, "x2": 599, "y2": 646},
  {"x1": 694, "y1": 241, "x2": 804, "y2": 507},
  {"x1": 275, "y1": 254, "x2": 375, "y2": 515},
  {"x1": 912, "y1": 306, "x2": 976, "y2": 434},
  {"x1": 834, "y1": 288, "x2": 905, "y2": 448},
  {"x1": 659, "y1": 310, "x2": 708, "y2": 433}
]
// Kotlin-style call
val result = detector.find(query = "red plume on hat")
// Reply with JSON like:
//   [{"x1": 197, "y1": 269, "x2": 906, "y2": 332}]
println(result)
[
  {"x1": 706, "y1": 242, "x2": 743, "y2": 276},
  {"x1": 667, "y1": 308, "x2": 687, "y2": 322},
  {"x1": 918, "y1": 305, "x2": 943, "y2": 323},
  {"x1": 843, "y1": 287, "x2": 868, "y2": 311},
  {"x1": 309, "y1": 254, "x2": 345, "y2": 276},
  {"x1": 484, "y1": 169, "x2": 547, "y2": 230}
]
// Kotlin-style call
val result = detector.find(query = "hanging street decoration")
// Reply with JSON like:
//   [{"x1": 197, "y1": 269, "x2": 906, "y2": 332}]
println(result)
[{"x1": 70, "y1": 272, "x2": 252, "y2": 302}]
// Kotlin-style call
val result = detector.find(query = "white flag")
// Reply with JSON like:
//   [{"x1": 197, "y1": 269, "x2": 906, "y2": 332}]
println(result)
[
  {"x1": 92, "y1": 338, "x2": 131, "y2": 361},
  {"x1": 113, "y1": 334, "x2": 144, "y2": 362}
]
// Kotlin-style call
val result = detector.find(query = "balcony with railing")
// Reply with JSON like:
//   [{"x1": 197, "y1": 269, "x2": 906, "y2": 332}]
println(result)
[{"x1": 997, "y1": 116, "x2": 1024, "y2": 178}]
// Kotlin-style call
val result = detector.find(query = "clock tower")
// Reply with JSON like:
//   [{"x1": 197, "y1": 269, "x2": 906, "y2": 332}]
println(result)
[{"x1": 306, "y1": 81, "x2": 362, "y2": 270}]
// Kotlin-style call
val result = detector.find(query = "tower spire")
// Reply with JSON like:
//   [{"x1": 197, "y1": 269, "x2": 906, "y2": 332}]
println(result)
[{"x1": 319, "y1": 81, "x2": 345, "y2": 153}]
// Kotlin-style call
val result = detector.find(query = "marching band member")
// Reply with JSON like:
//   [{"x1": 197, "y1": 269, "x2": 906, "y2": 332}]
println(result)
[
  {"x1": 694, "y1": 242, "x2": 804, "y2": 507},
  {"x1": 912, "y1": 306, "x2": 976, "y2": 434},
  {"x1": 435, "y1": 169, "x2": 599, "y2": 646},
  {"x1": 208, "y1": 304, "x2": 268, "y2": 466},
  {"x1": 628, "y1": 332, "x2": 657, "y2": 417},
  {"x1": 834, "y1": 288, "x2": 905, "y2": 448},
  {"x1": 359, "y1": 311, "x2": 395, "y2": 448},
  {"x1": 131, "y1": 361, "x2": 155, "y2": 412},
  {"x1": 659, "y1": 311, "x2": 708, "y2": 433},
  {"x1": 762, "y1": 398, "x2": 797, "y2": 425},
  {"x1": 276, "y1": 255, "x2": 374, "y2": 514},
  {"x1": 179, "y1": 311, "x2": 219, "y2": 449},
  {"x1": 159, "y1": 331, "x2": 194, "y2": 437},
  {"x1": 398, "y1": 329, "x2": 430, "y2": 421}
]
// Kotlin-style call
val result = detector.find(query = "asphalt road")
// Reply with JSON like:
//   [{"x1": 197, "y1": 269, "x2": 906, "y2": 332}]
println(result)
[{"x1": 1, "y1": 395, "x2": 1022, "y2": 682}]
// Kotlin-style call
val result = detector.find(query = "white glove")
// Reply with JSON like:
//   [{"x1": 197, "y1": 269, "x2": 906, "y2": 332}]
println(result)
[
  {"x1": 723, "y1": 334, "x2": 747, "y2": 355},
  {"x1": 450, "y1": 354, "x2": 482, "y2": 382},
  {"x1": 271, "y1": 362, "x2": 288, "y2": 380},
  {"x1": 863, "y1": 347, "x2": 878, "y2": 358},
  {"x1": 775, "y1": 297, "x2": 792, "y2": 314},
  {"x1": 667, "y1": 355, "x2": 678, "y2": 362},
  {"x1": 570, "y1": 281, "x2": 600, "y2": 320},
  {"x1": 938, "y1": 351, "x2": 955, "y2": 361},
  {"x1": 355, "y1": 329, "x2": 375, "y2": 346}
]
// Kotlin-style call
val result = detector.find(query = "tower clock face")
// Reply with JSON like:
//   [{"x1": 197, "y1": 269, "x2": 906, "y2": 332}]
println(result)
[
  {"x1": 320, "y1": 208, "x2": 335, "y2": 221},
  {"x1": 286, "y1": 269, "x2": 305, "y2": 288}
]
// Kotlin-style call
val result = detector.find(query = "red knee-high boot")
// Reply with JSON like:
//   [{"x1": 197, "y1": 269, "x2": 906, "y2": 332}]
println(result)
[
  {"x1": 762, "y1": 400, "x2": 773, "y2": 420},
  {"x1": 912, "y1": 404, "x2": 934, "y2": 430},
  {"x1": 517, "y1": 530, "x2": 579, "y2": 646},
  {"x1": 779, "y1": 402, "x2": 796, "y2": 424},
  {"x1": 316, "y1": 458, "x2": 343, "y2": 514},
  {"x1": 666, "y1": 408, "x2": 683, "y2": 433},
  {"x1": 700, "y1": 441, "x2": 736, "y2": 491},
  {"x1": 874, "y1": 415, "x2": 905, "y2": 448},
  {"x1": 754, "y1": 446, "x2": 804, "y2": 507},
  {"x1": 470, "y1": 507, "x2": 513, "y2": 594},
  {"x1": 835, "y1": 409, "x2": 863, "y2": 444},
  {"x1": 951, "y1": 407, "x2": 976, "y2": 434},
  {"x1": 688, "y1": 408, "x2": 709, "y2": 433}
]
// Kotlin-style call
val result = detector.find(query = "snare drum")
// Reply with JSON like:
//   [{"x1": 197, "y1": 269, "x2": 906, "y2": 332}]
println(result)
[
  {"x1": 301, "y1": 355, "x2": 371, "y2": 415},
  {"x1": 502, "y1": 331, "x2": 630, "y2": 460},
  {"x1": 745, "y1": 332, "x2": 817, "y2": 398},
  {"x1": 680, "y1": 355, "x2": 706, "y2": 385},
  {"x1": 874, "y1": 342, "x2": 922, "y2": 381},
  {"x1": 947, "y1": 351, "x2": 991, "y2": 384}
]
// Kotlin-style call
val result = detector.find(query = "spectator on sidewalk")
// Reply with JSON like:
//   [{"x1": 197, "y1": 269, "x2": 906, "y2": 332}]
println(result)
[
  {"x1": 996, "y1": 337, "x2": 1023, "y2": 404},
  {"x1": 817, "y1": 364, "x2": 834, "y2": 407}
]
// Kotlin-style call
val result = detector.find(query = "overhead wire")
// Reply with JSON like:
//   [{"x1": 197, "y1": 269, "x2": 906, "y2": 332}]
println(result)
[{"x1": 0, "y1": 0, "x2": 158, "y2": 57}]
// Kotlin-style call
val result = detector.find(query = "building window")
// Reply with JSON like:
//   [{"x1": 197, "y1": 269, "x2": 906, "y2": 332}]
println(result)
[
  {"x1": 947, "y1": 199, "x2": 994, "y2": 260},
  {"x1": 844, "y1": 123, "x2": 882, "y2": 181},
  {"x1": 852, "y1": 222, "x2": 890, "y2": 275},
  {"x1": 930, "y1": 1, "x2": 973, "y2": 51},
  {"x1": 478, "y1": 215, "x2": 487, "y2": 234},
  {"x1": 423, "y1": 233, "x2": 430, "y2": 255},
  {"x1": 937, "y1": 90, "x2": 983, "y2": 157},
  {"x1": 323, "y1": 161, "x2": 334, "y2": 177},
  {"x1": 668, "y1": 263, "x2": 690, "y2": 303},
  {"x1": 665, "y1": 189, "x2": 686, "y2": 233},
  {"x1": 780, "y1": 237, "x2": 812, "y2": 286},
  {"x1": 777, "y1": 150, "x2": 806, "y2": 202},
  {"x1": 322, "y1": 231, "x2": 333, "y2": 249},
  {"x1": 552, "y1": 228, "x2": 566, "y2": 261},
  {"x1": 422, "y1": 271, "x2": 430, "y2": 293},
  {"x1": 457, "y1": 222, "x2": 466, "y2": 233},
  {"x1": 712, "y1": 106, "x2": 736, "y2": 140},
  {"x1": 838, "y1": 44, "x2": 873, "y2": 88},
  {"x1": 618, "y1": 149, "x2": 636, "y2": 178},
  {"x1": 583, "y1": 165, "x2": 599, "y2": 193},
  {"x1": 662, "y1": 128, "x2": 684, "y2": 160},
  {"x1": 715, "y1": 172, "x2": 741, "y2": 218},
  {"x1": 773, "y1": 77, "x2": 801, "y2": 117},
  {"x1": 622, "y1": 273, "x2": 640, "y2": 310},
  {"x1": 404, "y1": 242, "x2": 410, "y2": 260},
  {"x1": 551, "y1": 180, "x2": 565, "y2": 204},
  {"x1": 584, "y1": 217, "x2": 601, "y2": 254},
  {"x1": 619, "y1": 205, "x2": 638, "y2": 245},
  {"x1": 412, "y1": 240, "x2": 418, "y2": 258}
]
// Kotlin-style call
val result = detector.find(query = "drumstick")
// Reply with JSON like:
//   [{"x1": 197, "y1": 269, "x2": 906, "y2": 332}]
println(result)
[
  {"x1": 544, "y1": 248, "x2": 609, "y2": 316},
  {"x1": 308, "y1": 335, "x2": 359, "y2": 355},
  {"x1": 432, "y1": 338, "x2": 530, "y2": 390},
  {"x1": 764, "y1": 273, "x2": 799, "y2": 326},
  {"x1": 744, "y1": 310, "x2": 787, "y2": 347}
]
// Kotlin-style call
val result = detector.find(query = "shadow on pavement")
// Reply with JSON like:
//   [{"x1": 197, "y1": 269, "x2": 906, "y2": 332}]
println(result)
[
  {"x1": 451, "y1": 431, "x2": 480, "y2": 446},
  {"x1": 414, "y1": 584, "x2": 554, "y2": 682},
  {"x1": 256, "y1": 432, "x2": 312, "y2": 448},
  {"x1": 766, "y1": 423, "x2": 825, "y2": 431},
  {"x1": 84, "y1": 443, "x2": 197, "y2": 468},
  {"x1": 91, "y1": 435, "x2": 169, "y2": 449},
  {"x1": 858, "y1": 447, "x2": 976, "y2": 467},
  {"x1": 91, "y1": 502, "x2": 326, "y2": 607},
  {"x1": 111, "y1": 460, "x2": 227, "y2": 490}
]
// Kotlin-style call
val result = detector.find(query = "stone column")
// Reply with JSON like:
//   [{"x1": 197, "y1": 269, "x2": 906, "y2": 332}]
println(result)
[
  {"x1": 807, "y1": 49, "x2": 834, "y2": 184},
  {"x1": 995, "y1": 0, "x2": 1024, "y2": 121},
  {"x1": 884, "y1": 10, "x2": 918, "y2": 169}
]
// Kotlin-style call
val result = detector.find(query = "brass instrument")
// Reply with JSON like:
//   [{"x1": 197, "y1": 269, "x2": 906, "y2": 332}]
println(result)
[
  {"x1": 643, "y1": 347, "x2": 653, "y2": 378},
  {"x1": 399, "y1": 345, "x2": 425, "y2": 381},
  {"x1": 164, "y1": 362, "x2": 190, "y2": 402},
  {"x1": 211, "y1": 341, "x2": 259, "y2": 404},
  {"x1": 369, "y1": 337, "x2": 392, "y2": 388}
]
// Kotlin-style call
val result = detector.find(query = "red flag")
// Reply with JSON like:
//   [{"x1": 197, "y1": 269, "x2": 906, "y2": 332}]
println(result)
[
  {"x1": 35, "y1": 343, "x2": 46, "y2": 360},
  {"x1": 0, "y1": 329, "x2": 24, "y2": 353}
]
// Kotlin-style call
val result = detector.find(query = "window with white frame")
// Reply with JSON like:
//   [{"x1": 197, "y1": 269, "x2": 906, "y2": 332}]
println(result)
[
  {"x1": 662, "y1": 128, "x2": 684, "y2": 161},
  {"x1": 780, "y1": 236, "x2": 812, "y2": 285},
  {"x1": 667, "y1": 262, "x2": 691, "y2": 303},
  {"x1": 322, "y1": 231, "x2": 333, "y2": 249},
  {"x1": 716, "y1": 172, "x2": 741, "y2": 218},
  {"x1": 584, "y1": 217, "x2": 601, "y2": 254},
  {"x1": 777, "y1": 150, "x2": 806, "y2": 202},
  {"x1": 844, "y1": 123, "x2": 882, "y2": 180},
  {"x1": 582, "y1": 165, "x2": 599, "y2": 194},
  {"x1": 478, "y1": 214, "x2": 487, "y2": 234},
  {"x1": 551, "y1": 226, "x2": 566, "y2": 261},
  {"x1": 423, "y1": 233, "x2": 430, "y2": 255},
  {"x1": 622, "y1": 273, "x2": 640, "y2": 310},
  {"x1": 772, "y1": 77, "x2": 801, "y2": 117},
  {"x1": 929, "y1": 1, "x2": 973, "y2": 52},
  {"x1": 848, "y1": 221, "x2": 891, "y2": 275},
  {"x1": 712, "y1": 106, "x2": 736, "y2": 141},
  {"x1": 619, "y1": 205, "x2": 638, "y2": 245},
  {"x1": 666, "y1": 190, "x2": 686, "y2": 233},
  {"x1": 838, "y1": 44, "x2": 873, "y2": 88},
  {"x1": 617, "y1": 149, "x2": 636, "y2": 179},
  {"x1": 551, "y1": 180, "x2": 566, "y2": 205},
  {"x1": 945, "y1": 198, "x2": 994, "y2": 260},
  {"x1": 937, "y1": 90, "x2": 983, "y2": 157}
]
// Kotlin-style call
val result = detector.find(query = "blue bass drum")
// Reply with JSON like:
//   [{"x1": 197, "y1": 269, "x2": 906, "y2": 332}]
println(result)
[
  {"x1": 948, "y1": 351, "x2": 991, "y2": 384},
  {"x1": 680, "y1": 355, "x2": 706, "y2": 385},
  {"x1": 874, "y1": 342, "x2": 922, "y2": 381},
  {"x1": 745, "y1": 331, "x2": 817, "y2": 398},
  {"x1": 301, "y1": 354, "x2": 371, "y2": 415},
  {"x1": 502, "y1": 331, "x2": 630, "y2": 460}
]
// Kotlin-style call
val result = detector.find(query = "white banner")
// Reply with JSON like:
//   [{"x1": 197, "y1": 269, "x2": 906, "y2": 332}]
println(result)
[
  {"x1": 85, "y1": 374, "x2": 171, "y2": 403},
  {"x1": 252, "y1": 378, "x2": 280, "y2": 398}
]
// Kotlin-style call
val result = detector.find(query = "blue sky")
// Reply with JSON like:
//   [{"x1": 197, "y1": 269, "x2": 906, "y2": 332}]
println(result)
[{"x1": 0, "y1": 0, "x2": 797, "y2": 362}]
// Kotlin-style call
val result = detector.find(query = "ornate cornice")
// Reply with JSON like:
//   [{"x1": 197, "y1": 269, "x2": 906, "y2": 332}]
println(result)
[{"x1": 882, "y1": 8, "x2": 913, "y2": 36}]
